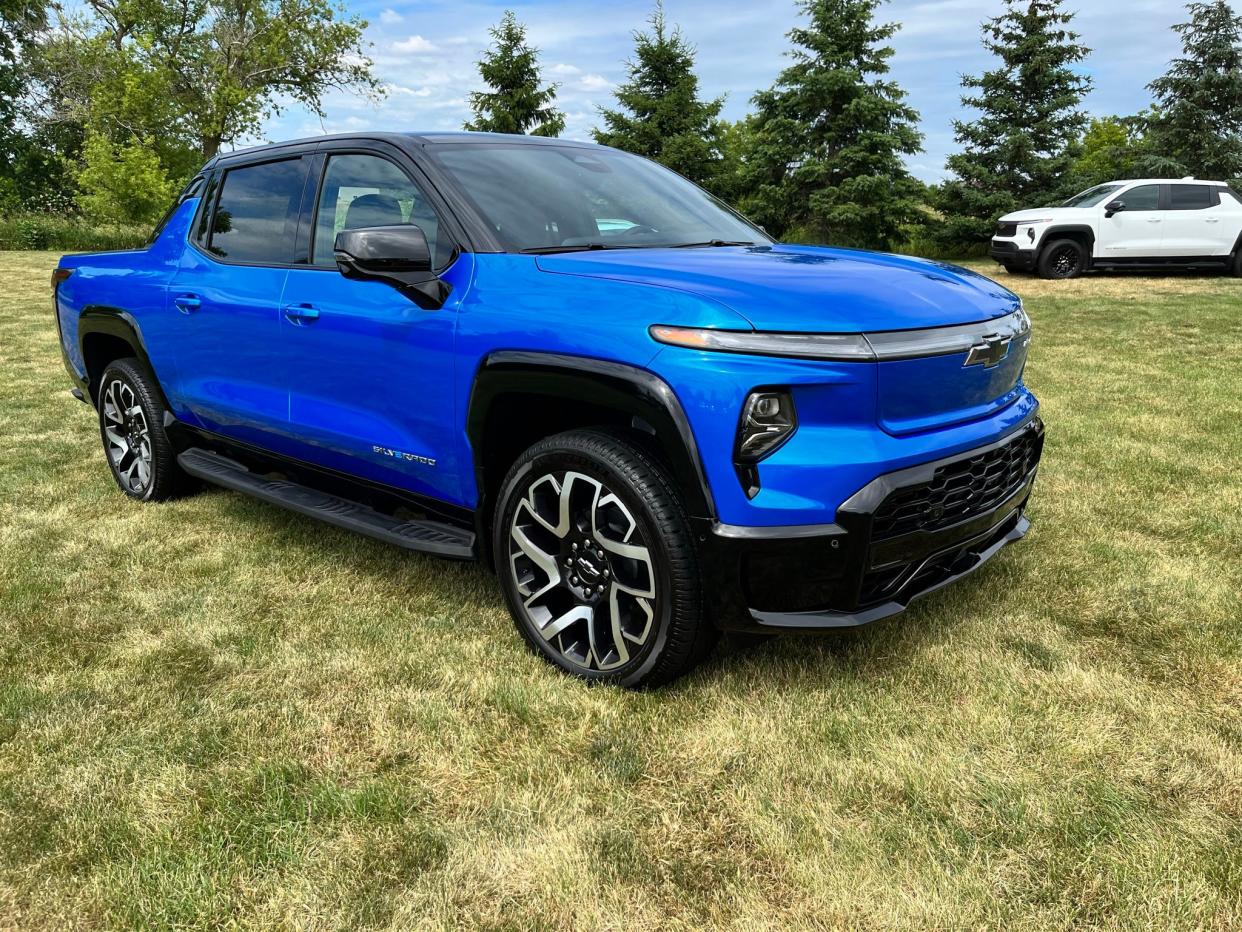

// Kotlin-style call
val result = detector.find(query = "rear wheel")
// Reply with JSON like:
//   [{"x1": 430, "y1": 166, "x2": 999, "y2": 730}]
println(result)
[
  {"x1": 97, "y1": 358, "x2": 192, "y2": 501},
  {"x1": 493, "y1": 429, "x2": 715, "y2": 688},
  {"x1": 1038, "y1": 239, "x2": 1087, "y2": 279},
  {"x1": 1232, "y1": 249, "x2": 1242, "y2": 277}
]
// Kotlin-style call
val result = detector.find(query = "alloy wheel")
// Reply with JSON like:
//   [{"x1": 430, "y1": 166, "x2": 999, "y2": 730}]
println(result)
[
  {"x1": 507, "y1": 470, "x2": 656, "y2": 672},
  {"x1": 102, "y1": 378, "x2": 153, "y2": 495},
  {"x1": 1051, "y1": 245, "x2": 1079, "y2": 277}
]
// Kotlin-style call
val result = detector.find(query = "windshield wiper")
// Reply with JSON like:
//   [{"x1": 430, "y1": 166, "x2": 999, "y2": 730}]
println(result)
[
  {"x1": 671, "y1": 239, "x2": 755, "y2": 248},
  {"x1": 519, "y1": 243, "x2": 615, "y2": 255}
]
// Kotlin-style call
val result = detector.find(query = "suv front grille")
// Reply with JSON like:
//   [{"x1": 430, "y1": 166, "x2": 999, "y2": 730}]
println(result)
[
  {"x1": 996, "y1": 222, "x2": 1018, "y2": 238},
  {"x1": 871, "y1": 429, "x2": 1041, "y2": 541}
]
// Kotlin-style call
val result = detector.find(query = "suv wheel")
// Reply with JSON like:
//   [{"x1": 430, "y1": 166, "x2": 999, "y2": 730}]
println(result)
[
  {"x1": 97, "y1": 358, "x2": 191, "y2": 502},
  {"x1": 493, "y1": 429, "x2": 715, "y2": 688},
  {"x1": 1232, "y1": 249, "x2": 1242, "y2": 278},
  {"x1": 1038, "y1": 239, "x2": 1087, "y2": 279}
]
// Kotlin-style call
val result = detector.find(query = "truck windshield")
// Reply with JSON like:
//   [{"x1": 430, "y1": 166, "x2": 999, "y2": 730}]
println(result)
[
  {"x1": 429, "y1": 143, "x2": 769, "y2": 253},
  {"x1": 1061, "y1": 184, "x2": 1125, "y2": 208}
]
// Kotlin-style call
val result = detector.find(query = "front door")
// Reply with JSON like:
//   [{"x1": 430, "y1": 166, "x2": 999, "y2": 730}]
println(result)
[
  {"x1": 277, "y1": 150, "x2": 463, "y2": 503},
  {"x1": 1096, "y1": 183, "x2": 1163, "y2": 257},
  {"x1": 166, "y1": 156, "x2": 309, "y2": 447}
]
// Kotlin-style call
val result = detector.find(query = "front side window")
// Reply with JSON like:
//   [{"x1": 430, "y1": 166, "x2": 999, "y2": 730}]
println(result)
[
  {"x1": 1120, "y1": 184, "x2": 1160, "y2": 211},
  {"x1": 1061, "y1": 184, "x2": 1124, "y2": 208},
  {"x1": 1167, "y1": 184, "x2": 1214, "y2": 210},
  {"x1": 208, "y1": 158, "x2": 306, "y2": 263},
  {"x1": 311, "y1": 154, "x2": 446, "y2": 267},
  {"x1": 430, "y1": 143, "x2": 768, "y2": 253}
]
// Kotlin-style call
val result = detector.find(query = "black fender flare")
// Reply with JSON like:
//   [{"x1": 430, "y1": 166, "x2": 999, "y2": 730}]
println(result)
[
  {"x1": 77, "y1": 306, "x2": 169, "y2": 406},
  {"x1": 1040, "y1": 224, "x2": 1096, "y2": 258},
  {"x1": 467, "y1": 351, "x2": 717, "y2": 530}
]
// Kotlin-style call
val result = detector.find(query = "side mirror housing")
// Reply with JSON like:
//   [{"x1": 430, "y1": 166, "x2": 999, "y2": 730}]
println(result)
[
  {"x1": 1104, "y1": 199, "x2": 1125, "y2": 219},
  {"x1": 334, "y1": 224, "x2": 451, "y2": 309}
]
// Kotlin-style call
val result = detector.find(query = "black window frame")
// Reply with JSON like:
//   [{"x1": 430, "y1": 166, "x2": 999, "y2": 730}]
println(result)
[
  {"x1": 301, "y1": 147, "x2": 456, "y2": 272},
  {"x1": 189, "y1": 153, "x2": 313, "y2": 269},
  {"x1": 1162, "y1": 183, "x2": 1219, "y2": 211}
]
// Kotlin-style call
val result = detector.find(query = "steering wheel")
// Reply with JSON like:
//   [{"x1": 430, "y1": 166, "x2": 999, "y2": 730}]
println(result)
[{"x1": 618, "y1": 224, "x2": 660, "y2": 238}]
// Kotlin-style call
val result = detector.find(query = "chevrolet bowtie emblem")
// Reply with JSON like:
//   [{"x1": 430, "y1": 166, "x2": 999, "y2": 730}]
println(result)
[{"x1": 964, "y1": 334, "x2": 1012, "y2": 368}]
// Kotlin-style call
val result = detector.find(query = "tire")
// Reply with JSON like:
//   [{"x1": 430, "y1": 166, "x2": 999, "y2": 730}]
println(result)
[
  {"x1": 1037, "y1": 239, "x2": 1087, "y2": 279},
  {"x1": 493, "y1": 429, "x2": 715, "y2": 688},
  {"x1": 1232, "y1": 249, "x2": 1242, "y2": 278},
  {"x1": 97, "y1": 358, "x2": 192, "y2": 502}
]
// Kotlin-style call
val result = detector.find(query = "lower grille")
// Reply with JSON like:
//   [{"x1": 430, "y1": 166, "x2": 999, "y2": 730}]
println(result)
[{"x1": 871, "y1": 429, "x2": 1042, "y2": 542}]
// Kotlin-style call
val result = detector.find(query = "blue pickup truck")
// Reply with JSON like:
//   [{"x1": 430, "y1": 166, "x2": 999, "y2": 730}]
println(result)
[{"x1": 53, "y1": 132, "x2": 1043, "y2": 687}]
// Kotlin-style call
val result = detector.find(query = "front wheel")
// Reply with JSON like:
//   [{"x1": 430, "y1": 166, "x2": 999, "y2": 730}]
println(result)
[
  {"x1": 493, "y1": 429, "x2": 715, "y2": 688},
  {"x1": 1038, "y1": 239, "x2": 1087, "y2": 279}
]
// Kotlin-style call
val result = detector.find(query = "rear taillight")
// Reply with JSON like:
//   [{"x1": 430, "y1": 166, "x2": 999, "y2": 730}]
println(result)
[{"x1": 52, "y1": 268, "x2": 72, "y2": 290}]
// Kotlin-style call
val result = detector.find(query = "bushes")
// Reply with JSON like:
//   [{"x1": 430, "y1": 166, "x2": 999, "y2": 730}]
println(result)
[{"x1": 0, "y1": 213, "x2": 149, "y2": 252}]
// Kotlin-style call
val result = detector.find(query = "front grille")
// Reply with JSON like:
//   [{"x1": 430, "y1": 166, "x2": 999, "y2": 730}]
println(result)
[
  {"x1": 996, "y1": 222, "x2": 1018, "y2": 237},
  {"x1": 990, "y1": 240, "x2": 1018, "y2": 254},
  {"x1": 871, "y1": 429, "x2": 1041, "y2": 542}
]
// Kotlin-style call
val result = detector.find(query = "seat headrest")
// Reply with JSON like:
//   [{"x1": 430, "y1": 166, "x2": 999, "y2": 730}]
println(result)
[{"x1": 343, "y1": 193, "x2": 405, "y2": 230}]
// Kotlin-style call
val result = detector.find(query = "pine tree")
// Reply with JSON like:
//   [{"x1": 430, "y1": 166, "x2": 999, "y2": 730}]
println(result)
[
  {"x1": 935, "y1": 0, "x2": 1091, "y2": 249},
  {"x1": 465, "y1": 11, "x2": 565, "y2": 137},
  {"x1": 593, "y1": 3, "x2": 727, "y2": 193},
  {"x1": 1143, "y1": 1, "x2": 1242, "y2": 181},
  {"x1": 741, "y1": 0, "x2": 924, "y2": 250}
]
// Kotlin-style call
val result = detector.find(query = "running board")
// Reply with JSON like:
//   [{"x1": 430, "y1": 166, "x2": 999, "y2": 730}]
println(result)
[{"x1": 177, "y1": 448, "x2": 475, "y2": 559}]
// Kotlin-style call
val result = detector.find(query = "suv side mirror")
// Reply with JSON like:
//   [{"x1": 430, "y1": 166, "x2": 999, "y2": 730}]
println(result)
[
  {"x1": 334, "y1": 224, "x2": 451, "y2": 309},
  {"x1": 1104, "y1": 199, "x2": 1125, "y2": 218}
]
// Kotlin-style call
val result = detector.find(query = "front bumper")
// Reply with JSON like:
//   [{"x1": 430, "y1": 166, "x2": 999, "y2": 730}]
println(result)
[
  {"x1": 990, "y1": 240, "x2": 1037, "y2": 271},
  {"x1": 700, "y1": 416, "x2": 1044, "y2": 632}
]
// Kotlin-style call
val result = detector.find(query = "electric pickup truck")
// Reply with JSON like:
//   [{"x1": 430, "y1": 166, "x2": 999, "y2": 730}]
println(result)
[
  {"x1": 991, "y1": 178, "x2": 1242, "y2": 279},
  {"x1": 54, "y1": 132, "x2": 1044, "y2": 687}
]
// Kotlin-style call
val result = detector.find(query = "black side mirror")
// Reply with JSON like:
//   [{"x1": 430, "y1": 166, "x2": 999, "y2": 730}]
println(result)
[
  {"x1": 1104, "y1": 199, "x2": 1125, "y2": 218},
  {"x1": 334, "y1": 224, "x2": 451, "y2": 309}
]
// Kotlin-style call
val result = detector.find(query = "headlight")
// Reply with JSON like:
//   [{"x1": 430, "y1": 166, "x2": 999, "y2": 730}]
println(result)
[
  {"x1": 736, "y1": 390, "x2": 797, "y2": 463},
  {"x1": 649, "y1": 325, "x2": 872, "y2": 361}
]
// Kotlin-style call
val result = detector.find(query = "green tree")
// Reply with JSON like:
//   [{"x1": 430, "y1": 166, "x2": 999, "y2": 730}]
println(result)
[
  {"x1": 1143, "y1": 1, "x2": 1242, "y2": 180},
  {"x1": 1070, "y1": 113, "x2": 1156, "y2": 188},
  {"x1": 593, "y1": 3, "x2": 728, "y2": 193},
  {"x1": 935, "y1": 0, "x2": 1091, "y2": 249},
  {"x1": 0, "y1": 0, "x2": 47, "y2": 209},
  {"x1": 40, "y1": 0, "x2": 379, "y2": 222},
  {"x1": 465, "y1": 11, "x2": 565, "y2": 137},
  {"x1": 740, "y1": 0, "x2": 924, "y2": 250}
]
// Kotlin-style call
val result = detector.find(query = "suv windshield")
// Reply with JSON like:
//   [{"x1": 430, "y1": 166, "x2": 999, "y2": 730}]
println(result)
[
  {"x1": 429, "y1": 143, "x2": 768, "y2": 253},
  {"x1": 1061, "y1": 183, "x2": 1125, "y2": 208}
]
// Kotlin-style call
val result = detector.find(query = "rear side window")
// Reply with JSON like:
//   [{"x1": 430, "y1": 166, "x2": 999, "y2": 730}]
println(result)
[
  {"x1": 208, "y1": 158, "x2": 307, "y2": 263},
  {"x1": 1167, "y1": 184, "x2": 1214, "y2": 210}
]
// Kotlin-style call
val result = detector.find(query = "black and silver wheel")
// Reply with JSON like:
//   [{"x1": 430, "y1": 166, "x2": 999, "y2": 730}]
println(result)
[
  {"x1": 493, "y1": 429, "x2": 714, "y2": 688},
  {"x1": 1038, "y1": 239, "x2": 1086, "y2": 279},
  {"x1": 97, "y1": 358, "x2": 190, "y2": 502}
]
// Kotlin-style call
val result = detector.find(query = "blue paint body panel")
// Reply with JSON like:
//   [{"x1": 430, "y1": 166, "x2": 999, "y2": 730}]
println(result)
[{"x1": 55, "y1": 161, "x2": 1038, "y2": 531}]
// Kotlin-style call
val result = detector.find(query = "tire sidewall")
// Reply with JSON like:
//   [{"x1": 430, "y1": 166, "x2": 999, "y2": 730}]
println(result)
[
  {"x1": 97, "y1": 359, "x2": 176, "y2": 502},
  {"x1": 493, "y1": 441, "x2": 684, "y2": 688}
]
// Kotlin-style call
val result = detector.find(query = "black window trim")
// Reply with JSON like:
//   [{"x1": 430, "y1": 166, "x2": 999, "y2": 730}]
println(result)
[
  {"x1": 188, "y1": 152, "x2": 315, "y2": 270},
  {"x1": 1161, "y1": 183, "x2": 1220, "y2": 211},
  {"x1": 300, "y1": 143, "x2": 462, "y2": 273}
]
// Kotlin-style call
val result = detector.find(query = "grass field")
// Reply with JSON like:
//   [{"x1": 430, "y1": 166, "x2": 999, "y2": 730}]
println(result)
[{"x1": 1, "y1": 249, "x2": 1240, "y2": 929}]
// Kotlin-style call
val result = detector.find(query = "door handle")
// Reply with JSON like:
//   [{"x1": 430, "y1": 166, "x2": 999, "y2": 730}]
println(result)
[
  {"x1": 1206, "y1": 218, "x2": 1221, "y2": 223},
  {"x1": 282, "y1": 303, "x2": 319, "y2": 324},
  {"x1": 174, "y1": 293, "x2": 201, "y2": 313},
  {"x1": 1147, "y1": 218, "x2": 1162, "y2": 223}
]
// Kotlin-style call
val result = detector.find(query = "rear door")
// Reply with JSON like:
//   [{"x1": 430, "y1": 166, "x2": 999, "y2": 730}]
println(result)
[
  {"x1": 276, "y1": 144, "x2": 464, "y2": 503},
  {"x1": 167, "y1": 155, "x2": 310, "y2": 446},
  {"x1": 1161, "y1": 184, "x2": 1232, "y2": 256},
  {"x1": 1096, "y1": 183, "x2": 1163, "y2": 256}
]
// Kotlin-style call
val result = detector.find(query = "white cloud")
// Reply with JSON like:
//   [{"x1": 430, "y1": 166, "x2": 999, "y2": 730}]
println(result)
[
  {"x1": 393, "y1": 35, "x2": 438, "y2": 55},
  {"x1": 379, "y1": 8, "x2": 402, "y2": 25},
  {"x1": 550, "y1": 63, "x2": 582, "y2": 75},
  {"x1": 579, "y1": 74, "x2": 612, "y2": 91}
]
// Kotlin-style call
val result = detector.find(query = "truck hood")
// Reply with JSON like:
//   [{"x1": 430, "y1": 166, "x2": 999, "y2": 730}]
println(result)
[
  {"x1": 535, "y1": 244, "x2": 1019, "y2": 333},
  {"x1": 997, "y1": 206, "x2": 1096, "y2": 224}
]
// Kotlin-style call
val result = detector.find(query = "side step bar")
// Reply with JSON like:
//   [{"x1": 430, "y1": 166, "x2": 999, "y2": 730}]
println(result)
[{"x1": 178, "y1": 448, "x2": 475, "y2": 559}]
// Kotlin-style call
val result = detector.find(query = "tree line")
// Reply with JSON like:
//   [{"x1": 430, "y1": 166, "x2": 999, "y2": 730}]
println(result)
[{"x1": 2, "y1": 0, "x2": 1240, "y2": 255}]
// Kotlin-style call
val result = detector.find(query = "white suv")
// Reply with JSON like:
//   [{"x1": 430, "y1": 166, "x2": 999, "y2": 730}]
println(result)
[{"x1": 990, "y1": 179, "x2": 1242, "y2": 279}]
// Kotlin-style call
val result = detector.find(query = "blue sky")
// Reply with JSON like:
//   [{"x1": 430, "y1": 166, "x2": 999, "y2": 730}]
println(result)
[{"x1": 267, "y1": 0, "x2": 1205, "y2": 182}]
